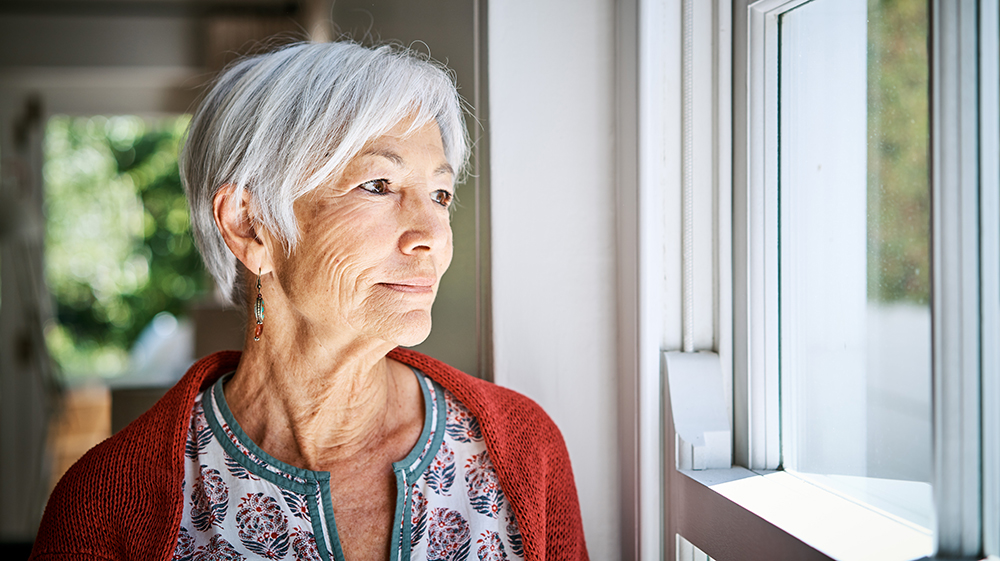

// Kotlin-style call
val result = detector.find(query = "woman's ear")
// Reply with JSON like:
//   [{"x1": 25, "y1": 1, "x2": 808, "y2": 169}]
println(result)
[{"x1": 213, "y1": 184, "x2": 271, "y2": 275}]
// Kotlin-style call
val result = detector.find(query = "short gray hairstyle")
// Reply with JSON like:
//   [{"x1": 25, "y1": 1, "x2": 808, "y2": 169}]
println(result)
[{"x1": 180, "y1": 41, "x2": 470, "y2": 304}]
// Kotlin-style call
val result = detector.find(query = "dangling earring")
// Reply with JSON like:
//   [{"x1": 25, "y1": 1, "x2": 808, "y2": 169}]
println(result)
[{"x1": 254, "y1": 268, "x2": 264, "y2": 341}]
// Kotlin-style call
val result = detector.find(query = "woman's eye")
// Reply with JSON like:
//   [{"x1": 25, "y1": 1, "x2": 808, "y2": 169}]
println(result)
[
  {"x1": 358, "y1": 178, "x2": 390, "y2": 194},
  {"x1": 433, "y1": 190, "x2": 454, "y2": 208}
]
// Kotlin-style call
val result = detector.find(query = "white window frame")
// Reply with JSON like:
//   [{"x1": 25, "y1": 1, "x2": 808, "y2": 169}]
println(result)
[
  {"x1": 981, "y1": 0, "x2": 1000, "y2": 554},
  {"x1": 625, "y1": 0, "x2": 1000, "y2": 559},
  {"x1": 930, "y1": 0, "x2": 998, "y2": 556},
  {"x1": 622, "y1": 0, "x2": 734, "y2": 557}
]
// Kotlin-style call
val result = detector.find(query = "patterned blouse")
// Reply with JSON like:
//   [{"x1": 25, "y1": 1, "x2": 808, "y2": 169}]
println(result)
[{"x1": 173, "y1": 368, "x2": 525, "y2": 561}]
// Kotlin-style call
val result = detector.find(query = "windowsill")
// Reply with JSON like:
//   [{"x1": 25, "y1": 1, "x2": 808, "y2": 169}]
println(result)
[
  {"x1": 784, "y1": 470, "x2": 935, "y2": 531},
  {"x1": 680, "y1": 467, "x2": 934, "y2": 561}
]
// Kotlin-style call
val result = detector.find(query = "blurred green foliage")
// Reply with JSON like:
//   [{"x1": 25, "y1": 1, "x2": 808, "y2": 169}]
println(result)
[
  {"x1": 867, "y1": 0, "x2": 930, "y2": 304},
  {"x1": 43, "y1": 115, "x2": 208, "y2": 378}
]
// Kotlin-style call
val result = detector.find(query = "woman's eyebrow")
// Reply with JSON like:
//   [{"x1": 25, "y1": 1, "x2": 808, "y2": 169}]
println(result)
[
  {"x1": 360, "y1": 148, "x2": 405, "y2": 167},
  {"x1": 361, "y1": 148, "x2": 453, "y2": 177}
]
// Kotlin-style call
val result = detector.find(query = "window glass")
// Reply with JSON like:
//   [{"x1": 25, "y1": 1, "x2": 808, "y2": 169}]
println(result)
[{"x1": 778, "y1": 0, "x2": 932, "y2": 529}]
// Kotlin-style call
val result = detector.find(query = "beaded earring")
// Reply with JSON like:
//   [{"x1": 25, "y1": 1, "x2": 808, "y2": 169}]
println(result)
[{"x1": 254, "y1": 268, "x2": 264, "y2": 341}]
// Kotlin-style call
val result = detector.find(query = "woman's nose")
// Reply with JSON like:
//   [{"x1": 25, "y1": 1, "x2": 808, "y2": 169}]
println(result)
[{"x1": 398, "y1": 192, "x2": 451, "y2": 255}]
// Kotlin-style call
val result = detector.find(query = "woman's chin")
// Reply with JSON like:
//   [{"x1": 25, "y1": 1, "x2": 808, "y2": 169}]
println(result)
[
  {"x1": 379, "y1": 312, "x2": 433, "y2": 348},
  {"x1": 391, "y1": 329, "x2": 432, "y2": 348}
]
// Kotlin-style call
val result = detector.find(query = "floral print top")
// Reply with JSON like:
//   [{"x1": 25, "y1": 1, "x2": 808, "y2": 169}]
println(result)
[{"x1": 173, "y1": 368, "x2": 525, "y2": 561}]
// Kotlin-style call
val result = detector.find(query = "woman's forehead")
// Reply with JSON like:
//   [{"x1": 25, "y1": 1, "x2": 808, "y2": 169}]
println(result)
[{"x1": 354, "y1": 121, "x2": 448, "y2": 166}]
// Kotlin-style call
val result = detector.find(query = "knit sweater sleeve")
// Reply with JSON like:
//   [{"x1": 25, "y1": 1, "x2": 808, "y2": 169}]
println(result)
[
  {"x1": 480, "y1": 384, "x2": 589, "y2": 561},
  {"x1": 30, "y1": 351, "x2": 241, "y2": 561},
  {"x1": 30, "y1": 430, "x2": 182, "y2": 560}
]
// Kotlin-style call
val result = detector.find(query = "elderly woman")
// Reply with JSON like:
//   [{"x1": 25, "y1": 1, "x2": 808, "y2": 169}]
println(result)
[{"x1": 32, "y1": 42, "x2": 587, "y2": 561}]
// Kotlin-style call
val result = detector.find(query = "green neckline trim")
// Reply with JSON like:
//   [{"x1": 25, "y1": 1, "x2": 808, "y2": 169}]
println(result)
[
  {"x1": 392, "y1": 469, "x2": 410, "y2": 561},
  {"x1": 207, "y1": 376, "x2": 326, "y2": 489},
  {"x1": 392, "y1": 368, "x2": 445, "y2": 478},
  {"x1": 402, "y1": 375, "x2": 446, "y2": 479},
  {"x1": 387, "y1": 368, "x2": 445, "y2": 560},
  {"x1": 317, "y1": 477, "x2": 345, "y2": 561},
  {"x1": 206, "y1": 378, "x2": 342, "y2": 561},
  {"x1": 203, "y1": 367, "x2": 441, "y2": 561},
  {"x1": 304, "y1": 485, "x2": 335, "y2": 561}
]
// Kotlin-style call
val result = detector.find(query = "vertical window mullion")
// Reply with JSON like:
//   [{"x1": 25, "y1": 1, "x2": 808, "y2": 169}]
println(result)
[
  {"x1": 930, "y1": 0, "x2": 984, "y2": 556},
  {"x1": 979, "y1": 0, "x2": 1000, "y2": 556},
  {"x1": 745, "y1": 0, "x2": 802, "y2": 472}
]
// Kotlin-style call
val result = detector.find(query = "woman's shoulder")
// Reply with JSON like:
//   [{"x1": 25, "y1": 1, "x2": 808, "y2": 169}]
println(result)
[
  {"x1": 31, "y1": 351, "x2": 240, "y2": 559},
  {"x1": 388, "y1": 348, "x2": 588, "y2": 559},
  {"x1": 388, "y1": 348, "x2": 566, "y2": 445},
  {"x1": 32, "y1": 392, "x2": 178, "y2": 558}
]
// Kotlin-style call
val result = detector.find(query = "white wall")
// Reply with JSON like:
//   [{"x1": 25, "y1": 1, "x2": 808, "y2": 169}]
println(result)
[{"x1": 488, "y1": 1, "x2": 620, "y2": 558}]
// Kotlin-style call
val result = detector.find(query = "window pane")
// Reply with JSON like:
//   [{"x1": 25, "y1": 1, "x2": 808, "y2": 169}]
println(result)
[{"x1": 778, "y1": 0, "x2": 932, "y2": 529}]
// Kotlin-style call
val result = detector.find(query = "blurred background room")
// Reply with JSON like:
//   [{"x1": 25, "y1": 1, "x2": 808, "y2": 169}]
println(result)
[{"x1": 0, "y1": 1, "x2": 496, "y2": 555}]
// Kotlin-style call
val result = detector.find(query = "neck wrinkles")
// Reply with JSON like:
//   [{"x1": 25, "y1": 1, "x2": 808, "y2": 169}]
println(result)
[{"x1": 223, "y1": 340, "x2": 409, "y2": 471}]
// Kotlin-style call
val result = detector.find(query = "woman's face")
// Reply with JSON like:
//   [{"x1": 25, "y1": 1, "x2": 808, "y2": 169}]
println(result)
[{"x1": 269, "y1": 119, "x2": 454, "y2": 348}]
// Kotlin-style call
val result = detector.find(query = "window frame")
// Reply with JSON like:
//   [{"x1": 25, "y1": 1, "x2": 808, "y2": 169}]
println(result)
[
  {"x1": 637, "y1": 0, "x2": 1000, "y2": 559},
  {"x1": 628, "y1": 0, "x2": 734, "y2": 557},
  {"x1": 929, "y1": 0, "x2": 997, "y2": 556},
  {"x1": 980, "y1": 0, "x2": 1000, "y2": 554}
]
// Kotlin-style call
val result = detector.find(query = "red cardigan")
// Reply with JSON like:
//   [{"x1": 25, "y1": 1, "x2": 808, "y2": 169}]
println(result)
[{"x1": 31, "y1": 349, "x2": 588, "y2": 561}]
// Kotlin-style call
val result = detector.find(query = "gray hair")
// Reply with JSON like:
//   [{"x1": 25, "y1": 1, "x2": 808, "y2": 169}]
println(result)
[{"x1": 180, "y1": 41, "x2": 470, "y2": 304}]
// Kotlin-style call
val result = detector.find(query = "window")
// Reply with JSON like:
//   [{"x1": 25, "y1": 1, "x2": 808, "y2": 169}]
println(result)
[
  {"x1": 778, "y1": 0, "x2": 933, "y2": 531},
  {"x1": 636, "y1": 0, "x2": 1000, "y2": 559}
]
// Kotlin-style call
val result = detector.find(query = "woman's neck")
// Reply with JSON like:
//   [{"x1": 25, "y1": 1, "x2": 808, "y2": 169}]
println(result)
[{"x1": 222, "y1": 316, "x2": 421, "y2": 472}]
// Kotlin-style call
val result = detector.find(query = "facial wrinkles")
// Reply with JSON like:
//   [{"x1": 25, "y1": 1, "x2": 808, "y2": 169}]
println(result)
[
  {"x1": 289, "y1": 194, "x2": 437, "y2": 342},
  {"x1": 296, "y1": 201, "x2": 382, "y2": 333},
  {"x1": 273, "y1": 121, "x2": 454, "y2": 348}
]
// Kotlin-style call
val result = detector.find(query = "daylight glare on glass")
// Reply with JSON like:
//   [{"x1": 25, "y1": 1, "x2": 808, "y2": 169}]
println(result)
[{"x1": 778, "y1": 0, "x2": 931, "y2": 530}]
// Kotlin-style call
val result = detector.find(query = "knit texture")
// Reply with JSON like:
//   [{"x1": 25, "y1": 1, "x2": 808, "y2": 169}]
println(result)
[{"x1": 31, "y1": 349, "x2": 588, "y2": 561}]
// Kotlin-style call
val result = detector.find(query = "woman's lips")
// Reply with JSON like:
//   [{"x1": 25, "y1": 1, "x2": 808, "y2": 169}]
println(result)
[{"x1": 379, "y1": 279, "x2": 436, "y2": 293}]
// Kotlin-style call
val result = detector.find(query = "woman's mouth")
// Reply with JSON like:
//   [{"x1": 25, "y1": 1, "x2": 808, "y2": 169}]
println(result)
[{"x1": 378, "y1": 279, "x2": 436, "y2": 293}]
